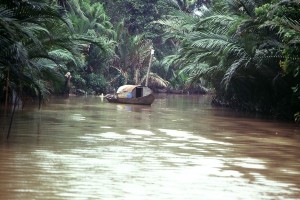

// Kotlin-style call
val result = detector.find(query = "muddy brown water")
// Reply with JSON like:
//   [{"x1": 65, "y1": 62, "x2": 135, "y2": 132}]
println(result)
[{"x1": 0, "y1": 94, "x2": 299, "y2": 200}]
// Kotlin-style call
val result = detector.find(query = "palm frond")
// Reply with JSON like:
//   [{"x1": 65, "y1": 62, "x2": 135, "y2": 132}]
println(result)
[
  {"x1": 221, "y1": 57, "x2": 249, "y2": 91},
  {"x1": 189, "y1": 32, "x2": 248, "y2": 57},
  {"x1": 179, "y1": 62, "x2": 210, "y2": 85},
  {"x1": 141, "y1": 72, "x2": 169, "y2": 88},
  {"x1": 195, "y1": 14, "x2": 237, "y2": 34}
]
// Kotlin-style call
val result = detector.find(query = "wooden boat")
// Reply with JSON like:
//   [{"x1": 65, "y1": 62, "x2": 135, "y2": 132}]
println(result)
[{"x1": 105, "y1": 85, "x2": 155, "y2": 105}]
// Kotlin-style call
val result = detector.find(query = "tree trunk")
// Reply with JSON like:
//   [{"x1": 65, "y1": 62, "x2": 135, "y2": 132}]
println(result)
[{"x1": 4, "y1": 69, "x2": 9, "y2": 112}]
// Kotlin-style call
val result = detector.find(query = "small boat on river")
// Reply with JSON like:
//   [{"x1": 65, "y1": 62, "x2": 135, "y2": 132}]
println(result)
[{"x1": 105, "y1": 85, "x2": 155, "y2": 105}]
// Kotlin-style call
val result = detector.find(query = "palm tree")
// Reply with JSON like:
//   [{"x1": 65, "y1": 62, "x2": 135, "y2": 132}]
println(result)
[
  {"x1": 0, "y1": 0, "x2": 74, "y2": 138},
  {"x1": 158, "y1": 0, "x2": 299, "y2": 119},
  {"x1": 107, "y1": 21, "x2": 169, "y2": 89},
  {"x1": 258, "y1": 0, "x2": 300, "y2": 121},
  {"x1": 0, "y1": 0, "x2": 73, "y2": 105},
  {"x1": 109, "y1": 22, "x2": 149, "y2": 84},
  {"x1": 60, "y1": 0, "x2": 115, "y2": 93},
  {"x1": 0, "y1": 0, "x2": 115, "y2": 137}
]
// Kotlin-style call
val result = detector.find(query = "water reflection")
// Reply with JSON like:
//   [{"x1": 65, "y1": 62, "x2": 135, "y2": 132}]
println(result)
[{"x1": 0, "y1": 94, "x2": 300, "y2": 199}]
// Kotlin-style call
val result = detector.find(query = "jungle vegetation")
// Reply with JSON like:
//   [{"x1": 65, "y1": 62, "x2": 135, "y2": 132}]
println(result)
[{"x1": 0, "y1": 0, "x2": 299, "y2": 122}]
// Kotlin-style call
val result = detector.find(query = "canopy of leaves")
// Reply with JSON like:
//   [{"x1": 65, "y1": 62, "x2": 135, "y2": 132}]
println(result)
[{"x1": 157, "y1": 0, "x2": 300, "y2": 121}]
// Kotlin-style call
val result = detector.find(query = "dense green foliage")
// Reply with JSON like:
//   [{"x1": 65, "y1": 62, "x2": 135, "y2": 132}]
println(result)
[
  {"x1": 0, "y1": 0, "x2": 299, "y2": 122},
  {"x1": 157, "y1": 0, "x2": 300, "y2": 121},
  {"x1": 0, "y1": 0, "x2": 111, "y2": 105}
]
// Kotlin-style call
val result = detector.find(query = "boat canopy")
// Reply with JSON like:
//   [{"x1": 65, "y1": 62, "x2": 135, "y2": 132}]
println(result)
[{"x1": 117, "y1": 85, "x2": 152, "y2": 99}]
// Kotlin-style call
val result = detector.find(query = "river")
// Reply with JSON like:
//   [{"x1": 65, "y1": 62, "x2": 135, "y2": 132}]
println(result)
[{"x1": 0, "y1": 94, "x2": 300, "y2": 200}]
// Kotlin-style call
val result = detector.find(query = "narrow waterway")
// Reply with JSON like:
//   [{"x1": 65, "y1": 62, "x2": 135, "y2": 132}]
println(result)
[{"x1": 0, "y1": 94, "x2": 300, "y2": 200}]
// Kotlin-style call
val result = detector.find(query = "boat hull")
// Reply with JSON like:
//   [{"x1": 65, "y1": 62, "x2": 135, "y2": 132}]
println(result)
[{"x1": 105, "y1": 94, "x2": 155, "y2": 105}]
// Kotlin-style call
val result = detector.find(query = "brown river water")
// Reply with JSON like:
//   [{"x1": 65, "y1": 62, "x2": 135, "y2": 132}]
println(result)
[{"x1": 0, "y1": 94, "x2": 300, "y2": 200}]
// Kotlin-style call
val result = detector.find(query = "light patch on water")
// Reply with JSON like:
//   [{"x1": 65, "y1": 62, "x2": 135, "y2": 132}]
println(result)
[
  {"x1": 249, "y1": 172, "x2": 297, "y2": 188},
  {"x1": 159, "y1": 129, "x2": 194, "y2": 138},
  {"x1": 100, "y1": 126, "x2": 113, "y2": 129},
  {"x1": 219, "y1": 170, "x2": 243, "y2": 177},
  {"x1": 233, "y1": 157, "x2": 266, "y2": 169},
  {"x1": 144, "y1": 137, "x2": 166, "y2": 141},
  {"x1": 281, "y1": 169, "x2": 300, "y2": 175},
  {"x1": 77, "y1": 136, "x2": 98, "y2": 143},
  {"x1": 187, "y1": 157, "x2": 224, "y2": 169},
  {"x1": 161, "y1": 142, "x2": 185, "y2": 147},
  {"x1": 100, "y1": 132, "x2": 126, "y2": 139},
  {"x1": 197, "y1": 149, "x2": 209, "y2": 153},
  {"x1": 85, "y1": 133, "x2": 142, "y2": 139},
  {"x1": 179, "y1": 146, "x2": 198, "y2": 150},
  {"x1": 71, "y1": 113, "x2": 86, "y2": 121},
  {"x1": 237, "y1": 163, "x2": 266, "y2": 169},
  {"x1": 127, "y1": 129, "x2": 154, "y2": 135},
  {"x1": 192, "y1": 137, "x2": 232, "y2": 145},
  {"x1": 159, "y1": 129, "x2": 231, "y2": 146}
]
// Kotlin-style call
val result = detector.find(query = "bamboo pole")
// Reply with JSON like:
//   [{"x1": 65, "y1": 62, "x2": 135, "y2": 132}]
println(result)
[{"x1": 145, "y1": 48, "x2": 154, "y2": 87}]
